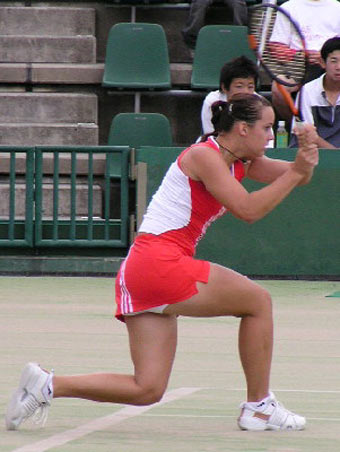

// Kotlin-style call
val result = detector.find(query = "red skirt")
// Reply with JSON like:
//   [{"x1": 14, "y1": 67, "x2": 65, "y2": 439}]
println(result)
[{"x1": 115, "y1": 234, "x2": 210, "y2": 321}]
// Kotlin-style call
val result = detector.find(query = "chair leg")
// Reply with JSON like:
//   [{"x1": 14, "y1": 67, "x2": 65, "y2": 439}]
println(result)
[
  {"x1": 131, "y1": 6, "x2": 136, "y2": 23},
  {"x1": 134, "y1": 93, "x2": 141, "y2": 113}
]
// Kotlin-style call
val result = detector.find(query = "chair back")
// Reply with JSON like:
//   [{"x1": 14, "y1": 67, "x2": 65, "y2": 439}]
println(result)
[
  {"x1": 103, "y1": 23, "x2": 171, "y2": 89},
  {"x1": 191, "y1": 25, "x2": 255, "y2": 90},
  {"x1": 107, "y1": 113, "x2": 173, "y2": 177}
]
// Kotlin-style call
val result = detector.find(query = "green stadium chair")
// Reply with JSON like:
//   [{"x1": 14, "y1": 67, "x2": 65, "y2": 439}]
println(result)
[
  {"x1": 103, "y1": 23, "x2": 171, "y2": 89},
  {"x1": 107, "y1": 113, "x2": 173, "y2": 177},
  {"x1": 102, "y1": 23, "x2": 171, "y2": 112},
  {"x1": 191, "y1": 25, "x2": 255, "y2": 90}
]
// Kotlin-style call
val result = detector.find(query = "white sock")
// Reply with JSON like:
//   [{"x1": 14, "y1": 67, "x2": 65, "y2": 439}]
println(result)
[
  {"x1": 42, "y1": 371, "x2": 54, "y2": 401},
  {"x1": 246, "y1": 393, "x2": 271, "y2": 410}
]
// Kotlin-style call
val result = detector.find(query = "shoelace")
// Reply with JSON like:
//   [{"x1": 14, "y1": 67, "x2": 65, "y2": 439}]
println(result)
[
  {"x1": 270, "y1": 398, "x2": 298, "y2": 416},
  {"x1": 22, "y1": 394, "x2": 49, "y2": 427},
  {"x1": 240, "y1": 397, "x2": 296, "y2": 416},
  {"x1": 32, "y1": 404, "x2": 49, "y2": 427}
]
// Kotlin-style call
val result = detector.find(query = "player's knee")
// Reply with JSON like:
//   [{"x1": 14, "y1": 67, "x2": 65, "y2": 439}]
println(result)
[
  {"x1": 137, "y1": 383, "x2": 166, "y2": 405},
  {"x1": 255, "y1": 287, "x2": 272, "y2": 314},
  {"x1": 146, "y1": 387, "x2": 165, "y2": 405}
]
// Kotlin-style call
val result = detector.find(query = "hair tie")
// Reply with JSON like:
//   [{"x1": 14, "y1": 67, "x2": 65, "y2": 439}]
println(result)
[{"x1": 228, "y1": 103, "x2": 233, "y2": 114}]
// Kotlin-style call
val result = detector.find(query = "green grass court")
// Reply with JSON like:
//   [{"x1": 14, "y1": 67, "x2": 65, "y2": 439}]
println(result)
[{"x1": 1, "y1": 277, "x2": 340, "y2": 452}]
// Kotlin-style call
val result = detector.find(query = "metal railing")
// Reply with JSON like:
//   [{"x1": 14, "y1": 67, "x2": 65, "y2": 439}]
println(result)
[
  {"x1": 0, "y1": 146, "x2": 130, "y2": 248},
  {"x1": 0, "y1": 147, "x2": 35, "y2": 247}
]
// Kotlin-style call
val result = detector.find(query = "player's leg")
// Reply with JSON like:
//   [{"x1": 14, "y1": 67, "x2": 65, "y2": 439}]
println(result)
[
  {"x1": 6, "y1": 313, "x2": 177, "y2": 430},
  {"x1": 163, "y1": 263, "x2": 306, "y2": 431},
  {"x1": 164, "y1": 263, "x2": 272, "y2": 402},
  {"x1": 53, "y1": 313, "x2": 177, "y2": 405}
]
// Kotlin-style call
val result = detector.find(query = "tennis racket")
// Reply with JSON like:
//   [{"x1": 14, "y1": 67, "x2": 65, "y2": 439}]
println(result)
[{"x1": 248, "y1": 2, "x2": 308, "y2": 123}]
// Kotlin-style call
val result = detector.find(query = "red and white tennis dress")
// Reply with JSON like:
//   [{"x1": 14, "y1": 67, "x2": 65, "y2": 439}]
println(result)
[{"x1": 115, "y1": 137, "x2": 245, "y2": 321}]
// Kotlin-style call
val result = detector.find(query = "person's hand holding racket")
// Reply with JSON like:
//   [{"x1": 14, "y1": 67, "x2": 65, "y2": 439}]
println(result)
[{"x1": 292, "y1": 123, "x2": 319, "y2": 183}]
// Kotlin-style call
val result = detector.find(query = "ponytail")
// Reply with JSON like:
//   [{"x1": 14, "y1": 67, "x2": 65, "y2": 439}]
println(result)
[{"x1": 200, "y1": 93, "x2": 271, "y2": 142}]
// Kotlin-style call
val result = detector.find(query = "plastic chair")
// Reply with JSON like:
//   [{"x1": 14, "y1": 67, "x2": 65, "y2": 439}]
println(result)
[
  {"x1": 102, "y1": 23, "x2": 171, "y2": 111},
  {"x1": 191, "y1": 25, "x2": 255, "y2": 90},
  {"x1": 107, "y1": 113, "x2": 173, "y2": 177}
]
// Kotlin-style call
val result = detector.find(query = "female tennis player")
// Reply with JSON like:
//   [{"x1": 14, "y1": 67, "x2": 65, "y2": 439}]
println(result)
[{"x1": 6, "y1": 93, "x2": 319, "y2": 432}]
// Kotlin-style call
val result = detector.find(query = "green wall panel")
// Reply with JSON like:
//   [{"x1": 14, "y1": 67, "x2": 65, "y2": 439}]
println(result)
[{"x1": 137, "y1": 147, "x2": 340, "y2": 277}]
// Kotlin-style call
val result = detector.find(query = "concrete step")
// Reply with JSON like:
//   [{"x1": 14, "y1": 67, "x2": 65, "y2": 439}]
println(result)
[
  {"x1": 30, "y1": 63, "x2": 104, "y2": 85},
  {"x1": 0, "y1": 63, "x2": 104, "y2": 84},
  {"x1": 0, "y1": 7, "x2": 95, "y2": 36},
  {"x1": 0, "y1": 92, "x2": 98, "y2": 124},
  {"x1": 0, "y1": 181, "x2": 102, "y2": 217},
  {"x1": 0, "y1": 62, "x2": 271, "y2": 88},
  {"x1": 0, "y1": 62, "x2": 191, "y2": 86},
  {"x1": 0, "y1": 35, "x2": 96, "y2": 63},
  {"x1": 37, "y1": 153, "x2": 107, "y2": 176},
  {"x1": 0, "y1": 123, "x2": 98, "y2": 146}
]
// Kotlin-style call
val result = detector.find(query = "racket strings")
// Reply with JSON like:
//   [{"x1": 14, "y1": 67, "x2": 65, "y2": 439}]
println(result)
[{"x1": 249, "y1": 7, "x2": 307, "y2": 87}]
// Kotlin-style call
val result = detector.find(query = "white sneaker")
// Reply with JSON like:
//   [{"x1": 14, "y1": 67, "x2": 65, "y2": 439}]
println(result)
[
  {"x1": 5, "y1": 362, "x2": 53, "y2": 430},
  {"x1": 238, "y1": 392, "x2": 306, "y2": 431}
]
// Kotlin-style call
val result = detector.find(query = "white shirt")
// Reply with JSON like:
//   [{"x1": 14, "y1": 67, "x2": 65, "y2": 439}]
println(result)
[
  {"x1": 291, "y1": 74, "x2": 340, "y2": 147},
  {"x1": 271, "y1": 0, "x2": 340, "y2": 51},
  {"x1": 201, "y1": 90, "x2": 227, "y2": 135}
]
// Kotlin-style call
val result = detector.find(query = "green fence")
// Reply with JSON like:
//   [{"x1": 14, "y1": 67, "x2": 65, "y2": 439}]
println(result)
[
  {"x1": 136, "y1": 146, "x2": 340, "y2": 278},
  {"x1": 0, "y1": 147, "x2": 35, "y2": 247},
  {"x1": 0, "y1": 146, "x2": 130, "y2": 248},
  {"x1": 2, "y1": 145, "x2": 339, "y2": 276}
]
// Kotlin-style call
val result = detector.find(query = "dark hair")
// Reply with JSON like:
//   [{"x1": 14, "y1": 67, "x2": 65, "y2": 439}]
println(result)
[
  {"x1": 219, "y1": 56, "x2": 259, "y2": 91},
  {"x1": 200, "y1": 93, "x2": 271, "y2": 142},
  {"x1": 321, "y1": 37, "x2": 340, "y2": 62}
]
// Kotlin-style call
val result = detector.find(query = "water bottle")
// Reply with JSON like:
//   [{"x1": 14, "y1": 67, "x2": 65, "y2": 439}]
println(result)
[{"x1": 276, "y1": 121, "x2": 288, "y2": 148}]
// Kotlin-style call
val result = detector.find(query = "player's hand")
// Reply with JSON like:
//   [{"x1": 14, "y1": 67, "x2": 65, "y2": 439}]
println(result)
[
  {"x1": 294, "y1": 123, "x2": 318, "y2": 147},
  {"x1": 293, "y1": 124, "x2": 319, "y2": 177}
]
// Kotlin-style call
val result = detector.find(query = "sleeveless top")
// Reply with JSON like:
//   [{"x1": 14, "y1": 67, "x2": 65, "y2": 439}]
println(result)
[{"x1": 138, "y1": 136, "x2": 245, "y2": 256}]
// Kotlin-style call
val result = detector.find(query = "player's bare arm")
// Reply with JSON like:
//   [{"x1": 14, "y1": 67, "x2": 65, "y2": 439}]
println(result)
[
  {"x1": 248, "y1": 124, "x2": 318, "y2": 185},
  {"x1": 182, "y1": 143, "x2": 316, "y2": 223}
]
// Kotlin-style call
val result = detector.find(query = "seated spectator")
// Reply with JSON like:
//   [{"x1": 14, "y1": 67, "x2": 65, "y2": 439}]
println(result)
[
  {"x1": 270, "y1": 0, "x2": 340, "y2": 122},
  {"x1": 200, "y1": 56, "x2": 274, "y2": 146},
  {"x1": 290, "y1": 37, "x2": 340, "y2": 149},
  {"x1": 182, "y1": 0, "x2": 247, "y2": 55}
]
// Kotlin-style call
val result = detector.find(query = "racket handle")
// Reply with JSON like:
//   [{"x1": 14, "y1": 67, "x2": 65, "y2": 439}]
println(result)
[
  {"x1": 276, "y1": 83, "x2": 300, "y2": 118},
  {"x1": 295, "y1": 118, "x2": 305, "y2": 129}
]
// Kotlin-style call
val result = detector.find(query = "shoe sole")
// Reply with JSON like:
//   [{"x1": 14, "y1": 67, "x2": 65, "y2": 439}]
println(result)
[
  {"x1": 238, "y1": 421, "x2": 306, "y2": 431},
  {"x1": 5, "y1": 362, "x2": 45, "y2": 430}
]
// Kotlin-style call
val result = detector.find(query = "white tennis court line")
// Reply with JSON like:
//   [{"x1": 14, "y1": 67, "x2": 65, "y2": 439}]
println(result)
[
  {"x1": 204, "y1": 388, "x2": 340, "y2": 394},
  {"x1": 12, "y1": 387, "x2": 201, "y2": 452},
  {"x1": 144, "y1": 414, "x2": 340, "y2": 422}
]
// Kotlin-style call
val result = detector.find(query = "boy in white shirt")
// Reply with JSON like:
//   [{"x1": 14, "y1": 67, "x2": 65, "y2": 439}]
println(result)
[
  {"x1": 271, "y1": 0, "x2": 340, "y2": 121},
  {"x1": 290, "y1": 37, "x2": 340, "y2": 149},
  {"x1": 201, "y1": 56, "x2": 258, "y2": 135},
  {"x1": 201, "y1": 56, "x2": 274, "y2": 147}
]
